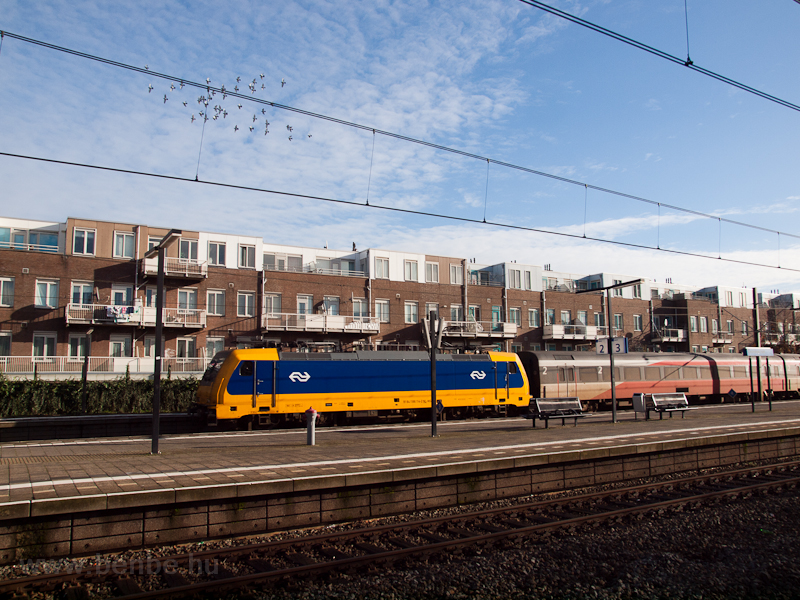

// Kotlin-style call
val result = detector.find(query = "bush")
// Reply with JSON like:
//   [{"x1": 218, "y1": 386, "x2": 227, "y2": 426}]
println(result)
[{"x1": 0, "y1": 374, "x2": 199, "y2": 417}]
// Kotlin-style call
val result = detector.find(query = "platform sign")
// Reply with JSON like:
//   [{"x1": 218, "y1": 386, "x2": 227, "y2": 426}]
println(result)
[
  {"x1": 742, "y1": 347, "x2": 774, "y2": 357},
  {"x1": 596, "y1": 337, "x2": 628, "y2": 355},
  {"x1": 728, "y1": 389, "x2": 737, "y2": 399}
]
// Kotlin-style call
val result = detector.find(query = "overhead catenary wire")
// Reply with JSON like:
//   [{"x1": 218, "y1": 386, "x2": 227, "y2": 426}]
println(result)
[
  {"x1": 516, "y1": 0, "x2": 800, "y2": 112},
  {"x1": 0, "y1": 30, "x2": 798, "y2": 242},
  {"x1": 2, "y1": 150, "x2": 798, "y2": 274}
]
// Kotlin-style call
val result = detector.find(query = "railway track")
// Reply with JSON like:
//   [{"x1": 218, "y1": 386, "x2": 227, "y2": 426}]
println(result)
[{"x1": 3, "y1": 460, "x2": 799, "y2": 599}]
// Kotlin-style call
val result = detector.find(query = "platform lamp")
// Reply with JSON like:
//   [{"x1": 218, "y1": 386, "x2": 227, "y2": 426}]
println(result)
[
  {"x1": 80, "y1": 328, "x2": 93, "y2": 415},
  {"x1": 144, "y1": 229, "x2": 182, "y2": 454},
  {"x1": 576, "y1": 278, "x2": 644, "y2": 423}
]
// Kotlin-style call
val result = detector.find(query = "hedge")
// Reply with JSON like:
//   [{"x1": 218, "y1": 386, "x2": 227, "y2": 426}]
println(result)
[{"x1": 0, "y1": 373, "x2": 199, "y2": 418}]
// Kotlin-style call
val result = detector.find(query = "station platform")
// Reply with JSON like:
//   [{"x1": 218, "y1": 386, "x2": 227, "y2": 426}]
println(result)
[{"x1": 2, "y1": 401, "x2": 799, "y2": 508}]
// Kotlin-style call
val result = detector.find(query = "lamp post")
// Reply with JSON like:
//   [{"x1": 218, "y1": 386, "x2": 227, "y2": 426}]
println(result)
[
  {"x1": 80, "y1": 328, "x2": 93, "y2": 415},
  {"x1": 577, "y1": 278, "x2": 644, "y2": 423},
  {"x1": 144, "y1": 229, "x2": 181, "y2": 455}
]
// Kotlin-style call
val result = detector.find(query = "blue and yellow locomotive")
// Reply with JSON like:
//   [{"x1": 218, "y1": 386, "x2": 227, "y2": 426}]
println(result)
[{"x1": 195, "y1": 349, "x2": 531, "y2": 427}]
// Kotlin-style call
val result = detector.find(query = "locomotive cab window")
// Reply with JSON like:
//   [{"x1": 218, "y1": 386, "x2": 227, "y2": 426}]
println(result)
[
  {"x1": 508, "y1": 362, "x2": 518, "y2": 374},
  {"x1": 239, "y1": 361, "x2": 254, "y2": 377}
]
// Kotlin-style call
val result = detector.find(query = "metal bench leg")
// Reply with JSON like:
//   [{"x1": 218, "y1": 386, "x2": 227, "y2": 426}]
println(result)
[
  {"x1": 681, "y1": 411, "x2": 685, "y2": 419},
  {"x1": 573, "y1": 417, "x2": 578, "y2": 427},
  {"x1": 659, "y1": 412, "x2": 663, "y2": 420},
  {"x1": 545, "y1": 419, "x2": 549, "y2": 429},
  {"x1": 561, "y1": 417, "x2": 566, "y2": 426}
]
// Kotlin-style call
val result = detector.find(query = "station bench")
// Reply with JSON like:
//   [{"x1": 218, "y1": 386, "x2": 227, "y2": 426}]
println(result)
[
  {"x1": 523, "y1": 397, "x2": 587, "y2": 428},
  {"x1": 634, "y1": 393, "x2": 696, "y2": 420}
]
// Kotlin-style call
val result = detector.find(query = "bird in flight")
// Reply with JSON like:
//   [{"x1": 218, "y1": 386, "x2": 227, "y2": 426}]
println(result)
[
  {"x1": 252, "y1": 115, "x2": 258, "y2": 122},
  {"x1": 260, "y1": 73, "x2": 265, "y2": 79},
  {"x1": 281, "y1": 78, "x2": 286, "y2": 87},
  {"x1": 308, "y1": 134, "x2": 312, "y2": 138},
  {"x1": 163, "y1": 95, "x2": 168, "y2": 103},
  {"x1": 191, "y1": 115, "x2": 195, "y2": 122},
  {"x1": 183, "y1": 101, "x2": 187, "y2": 107},
  {"x1": 288, "y1": 135, "x2": 293, "y2": 141},
  {"x1": 234, "y1": 125, "x2": 239, "y2": 131},
  {"x1": 144, "y1": 65, "x2": 149, "y2": 70},
  {"x1": 148, "y1": 84, "x2": 153, "y2": 93},
  {"x1": 249, "y1": 126, "x2": 254, "y2": 132},
  {"x1": 286, "y1": 125, "x2": 293, "y2": 132},
  {"x1": 170, "y1": 83, "x2": 175, "y2": 91},
  {"x1": 237, "y1": 76, "x2": 241, "y2": 83},
  {"x1": 261, "y1": 108, "x2": 266, "y2": 115}
]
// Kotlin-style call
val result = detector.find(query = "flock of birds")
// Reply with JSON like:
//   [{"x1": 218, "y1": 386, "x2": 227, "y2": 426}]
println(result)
[{"x1": 146, "y1": 68, "x2": 310, "y2": 141}]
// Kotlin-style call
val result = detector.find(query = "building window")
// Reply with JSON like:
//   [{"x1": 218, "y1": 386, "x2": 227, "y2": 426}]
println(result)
[
  {"x1": 529, "y1": 308, "x2": 540, "y2": 328},
  {"x1": 545, "y1": 309, "x2": 555, "y2": 325},
  {"x1": 112, "y1": 284, "x2": 133, "y2": 306},
  {"x1": 613, "y1": 280, "x2": 623, "y2": 297},
  {"x1": 530, "y1": 343, "x2": 541, "y2": 351},
  {"x1": 375, "y1": 299, "x2": 390, "y2": 323},
  {"x1": 450, "y1": 264, "x2": 463, "y2": 285},
  {"x1": 68, "y1": 334, "x2": 87, "y2": 360},
  {"x1": 239, "y1": 244, "x2": 256, "y2": 269},
  {"x1": 28, "y1": 231, "x2": 58, "y2": 251},
  {"x1": 726, "y1": 291, "x2": 733, "y2": 305},
  {"x1": 71, "y1": 281, "x2": 93, "y2": 305},
  {"x1": 324, "y1": 296, "x2": 340, "y2": 315},
  {"x1": 73, "y1": 229, "x2": 95, "y2": 255},
  {"x1": 560, "y1": 310, "x2": 571, "y2": 324},
  {"x1": 633, "y1": 314, "x2": 643, "y2": 331},
  {"x1": 700, "y1": 317, "x2": 708, "y2": 333},
  {"x1": 425, "y1": 262, "x2": 439, "y2": 283},
  {"x1": 404, "y1": 260, "x2": 418, "y2": 281},
  {"x1": 509, "y1": 269, "x2": 521, "y2": 289},
  {"x1": 509, "y1": 308, "x2": 521, "y2": 326},
  {"x1": 207, "y1": 290, "x2": 226, "y2": 316},
  {"x1": 178, "y1": 289, "x2": 197, "y2": 311},
  {"x1": 208, "y1": 242, "x2": 226, "y2": 266},
  {"x1": 206, "y1": 337, "x2": 224, "y2": 357},
  {"x1": 712, "y1": 319, "x2": 719, "y2": 334},
  {"x1": 110, "y1": 335, "x2": 132, "y2": 358},
  {"x1": 632, "y1": 284, "x2": 642, "y2": 299},
  {"x1": 264, "y1": 293, "x2": 281, "y2": 316},
  {"x1": 297, "y1": 295, "x2": 313, "y2": 315},
  {"x1": 113, "y1": 232, "x2": 135, "y2": 259},
  {"x1": 0, "y1": 277, "x2": 15, "y2": 307},
  {"x1": 546, "y1": 343, "x2": 557, "y2": 351},
  {"x1": 404, "y1": 301, "x2": 418, "y2": 324},
  {"x1": 177, "y1": 337, "x2": 196, "y2": 359},
  {"x1": 614, "y1": 313, "x2": 623, "y2": 331},
  {"x1": 469, "y1": 305, "x2": 481, "y2": 322},
  {"x1": 144, "y1": 336, "x2": 156, "y2": 357},
  {"x1": 594, "y1": 312, "x2": 605, "y2": 327},
  {"x1": 690, "y1": 316, "x2": 698, "y2": 333},
  {"x1": 180, "y1": 239, "x2": 198, "y2": 262},
  {"x1": 0, "y1": 332, "x2": 10, "y2": 356},
  {"x1": 35, "y1": 279, "x2": 59, "y2": 309},
  {"x1": 450, "y1": 304, "x2": 464, "y2": 322},
  {"x1": 353, "y1": 298, "x2": 368, "y2": 320},
  {"x1": 727, "y1": 320, "x2": 734, "y2": 334},
  {"x1": 739, "y1": 292, "x2": 746, "y2": 307},
  {"x1": 742, "y1": 321, "x2": 748, "y2": 335},
  {"x1": 237, "y1": 292, "x2": 255, "y2": 317},
  {"x1": 525, "y1": 271, "x2": 532, "y2": 290},
  {"x1": 425, "y1": 303, "x2": 439, "y2": 319},
  {"x1": 33, "y1": 332, "x2": 57, "y2": 359},
  {"x1": 148, "y1": 236, "x2": 162, "y2": 251},
  {"x1": 692, "y1": 345, "x2": 699, "y2": 353},
  {"x1": 145, "y1": 286, "x2": 158, "y2": 308},
  {"x1": 374, "y1": 257, "x2": 389, "y2": 279}
]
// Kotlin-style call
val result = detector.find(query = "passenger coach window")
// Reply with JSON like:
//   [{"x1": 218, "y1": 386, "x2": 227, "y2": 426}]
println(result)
[{"x1": 239, "y1": 361, "x2": 254, "y2": 376}]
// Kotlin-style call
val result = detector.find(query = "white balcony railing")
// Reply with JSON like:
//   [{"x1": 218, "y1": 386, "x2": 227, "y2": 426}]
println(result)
[
  {"x1": 543, "y1": 324, "x2": 608, "y2": 340},
  {"x1": 66, "y1": 304, "x2": 206, "y2": 328},
  {"x1": 652, "y1": 328, "x2": 687, "y2": 342},
  {"x1": 261, "y1": 313, "x2": 380, "y2": 333},
  {"x1": 141, "y1": 256, "x2": 208, "y2": 278},
  {"x1": 440, "y1": 320, "x2": 517, "y2": 338},
  {"x1": 0, "y1": 356, "x2": 211, "y2": 376}
]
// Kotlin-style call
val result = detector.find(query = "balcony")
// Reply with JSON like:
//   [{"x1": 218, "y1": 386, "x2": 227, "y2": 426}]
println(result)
[
  {"x1": 0, "y1": 356, "x2": 211, "y2": 379},
  {"x1": 141, "y1": 257, "x2": 208, "y2": 279},
  {"x1": 543, "y1": 324, "x2": 608, "y2": 340},
  {"x1": 651, "y1": 328, "x2": 687, "y2": 343},
  {"x1": 0, "y1": 241, "x2": 59, "y2": 253},
  {"x1": 439, "y1": 320, "x2": 517, "y2": 339},
  {"x1": 66, "y1": 304, "x2": 206, "y2": 328},
  {"x1": 712, "y1": 334, "x2": 733, "y2": 345},
  {"x1": 261, "y1": 313, "x2": 380, "y2": 333}
]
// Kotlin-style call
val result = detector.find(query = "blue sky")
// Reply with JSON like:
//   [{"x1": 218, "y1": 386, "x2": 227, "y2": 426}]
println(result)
[{"x1": 1, "y1": 0, "x2": 798, "y2": 292}]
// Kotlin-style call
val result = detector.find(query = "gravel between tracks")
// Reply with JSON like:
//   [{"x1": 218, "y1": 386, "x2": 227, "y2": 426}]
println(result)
[{"x1": 5, "y1": 476, "x2": 800, "y2": 599}]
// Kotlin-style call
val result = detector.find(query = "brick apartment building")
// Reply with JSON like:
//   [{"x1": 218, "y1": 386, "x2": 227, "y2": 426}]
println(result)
[{"x1": 1, "y1": 215, "x2": 797, "y2": 377}]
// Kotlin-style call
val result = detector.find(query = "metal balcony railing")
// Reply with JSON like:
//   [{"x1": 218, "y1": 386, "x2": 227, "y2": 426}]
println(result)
[
  {"x1": 0, "y1": 356, "x2": 211, "y2": 376},
  {"x1": 141, "y1": 256, "x2": 208, "y2": 278},
  {"x1": 0, "y1": 241, "x2": 59, "y2": 253},
  {"x1": 542, "y1": 324, "x2": 608, "y2": 340},
  {"x1": 652, "y1": 328, "x2": 687, "y2": 342},
  {"x1": 261, "y1": 313, "x2": 380, "y2": 333},
  {"x1": 440, "y1": 320, "x2": 517, "y2": 338},
  {"x1": 65, "y1": 304, "x2": 206, "y2": 328}
]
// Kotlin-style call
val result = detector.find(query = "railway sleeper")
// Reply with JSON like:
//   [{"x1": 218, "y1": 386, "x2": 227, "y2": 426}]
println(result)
[
  {"x1": 354, "y1": 542, "x2": 386, "y2": 555},
  {"x1": 245, "y1": 557, "x2": 277, "y2": 573},
  {"x1": 162, "y1": 571, "x2": 190, "y2": 588},
  {"x1": 114, "y1": 576, "x2": 142, "y2": 596},
  {"x1": 472, "y1": 523, "x2": 507, "y2": 534},
  {"x1": 416, "y1": 531, "x2": 450, "y2": 544},
  {"x1": 317, "y1": 546, "x2": 353, "y2": 561},
  {"x1": 386, "y1": 536, "x2": 417, "y2": 549},
  {"x1": 446, "y1": 526, "x2": 476, "y2": 538},
  {"x1": 285, "y1": 553, "x2": 317, "y2": 567}
]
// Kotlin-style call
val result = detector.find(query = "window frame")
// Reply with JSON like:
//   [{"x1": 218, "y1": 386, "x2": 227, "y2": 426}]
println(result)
[
  {"x1": 263, "y1": 293, "x2": 281, "y2": 316},
  {"x1": 206, "y1": 337, "x2": 224, "y2": 358},
  {"x1": 529, "y1": 308, "x2": 540, "y2": 328},
  {"x1": 68, "y1": 334, "x2": 88, "y2": 361},
  {"x1": 425, "y1": 262, "x2": 439, "y2": 283},
  {"x1": 0, "y1": 277, "x2": 15, "y2": 308},
  {"x1": 633, "y1": 314, "x2": 643, "y2": 332},
  {"x1": 404, "y1": 301, "x2": 419, "y2": 324},
  {"x1": 179, "y1": 238, "x2": 199, "y2": 262},
  {"x1": 509, "y1": 307, "x2": 521, "y2": 326},
  {"x1": 33, "y1": 332, "x2": 57, "y2": 359},
  {"x1": 208, "y1": 241, "x2": 226, "y2": 266},
  {"x1": 73, "y1": 228, "x2": 96, "y2": 256},
  {"x1": 239, "y1": 244, "x2": 256, "y2": 269},
  {"x1": 237, "y1": 291, "x2": 256, "y2": 317},
  {"x1": 374, "y1": 257, "x2": 389, "y2": 279},
  {"x1": 450, "y1": 264, "x2": 463, "y2": 285},
  {"x1": 35, "y1": 279, "x2": 59, "y2": 309},
  {"x1": 375, "y1": 299, "x2": 390, "y2": 323},
  {"x1": 113, "y1": 231, "x2": 135, "y2": 259},
  {"x1": 207, "y1": 289, "x2": 226, "y2": 316},
  {"x1": 109, "y1": 334, "x2": 132, "y2": 358},
  {"x1": 0, "y1": 331, "x2": 10, "y2": 356},
  {"x1": 404, "y1": 260, "x2": 418, "y2": 282}
]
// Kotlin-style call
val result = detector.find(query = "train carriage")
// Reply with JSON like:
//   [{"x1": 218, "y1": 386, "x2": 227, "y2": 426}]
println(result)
[
  {"x1": 196, "y1": 349, "x2": 531, "y2": 427},
  {"x1": 519, "y1": 351, "x2": 800, "y2": 410}
]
